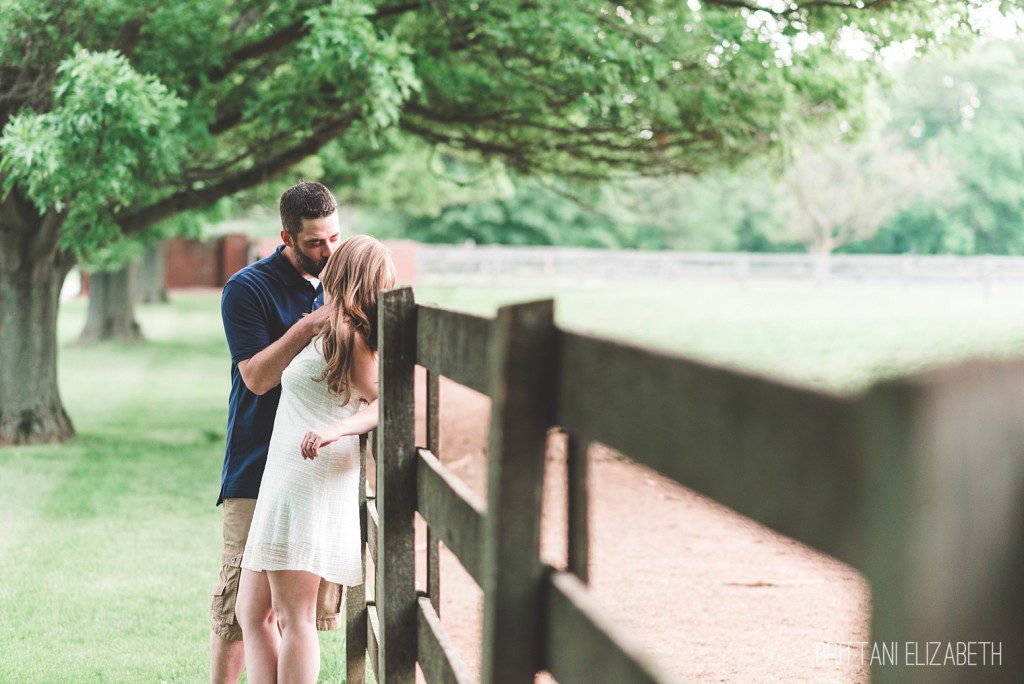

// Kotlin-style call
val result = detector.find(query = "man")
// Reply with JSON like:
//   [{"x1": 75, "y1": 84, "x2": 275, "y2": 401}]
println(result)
[{"x1": 210, "y1": 181, "x2": 344, "y2": 683}]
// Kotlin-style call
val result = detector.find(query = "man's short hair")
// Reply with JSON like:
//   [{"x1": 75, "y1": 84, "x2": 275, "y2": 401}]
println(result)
[{"x1": 279, "y1": 182, "x2": 338, "y2": 239}]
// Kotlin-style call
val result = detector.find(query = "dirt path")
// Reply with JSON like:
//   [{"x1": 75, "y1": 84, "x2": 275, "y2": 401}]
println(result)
[{"x1": 395, "y1": 370, "x2": 870, "y2": 682}]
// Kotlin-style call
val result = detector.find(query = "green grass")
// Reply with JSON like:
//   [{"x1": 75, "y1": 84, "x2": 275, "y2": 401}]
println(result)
[
  {"x1": 0, "y1": 293, "x2": 348, "y2": 683},
  {"x1": 416, "y1": 279, "x2": 1024, "y2": 390},
  {"x1": 3, "y1": 281, "x2": 1024, "y2": 681}
]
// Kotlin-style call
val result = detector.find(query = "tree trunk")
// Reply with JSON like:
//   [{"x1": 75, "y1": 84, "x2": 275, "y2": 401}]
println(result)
[
  {"x1": 135, "y1": 242, "x2": 168, "y2": 304},
  {"x1": 812, "y1": 245, "x2": 832, "y2": 284},
  {"x1": 0, "y1": 243, "x2": 76, "y2": 445},
  {"x1": 79, "y1": 262, "x2": 144, "y2": 343}
]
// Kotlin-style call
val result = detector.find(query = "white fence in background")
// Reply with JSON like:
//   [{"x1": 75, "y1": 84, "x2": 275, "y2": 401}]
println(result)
[{"x1": 417, "y1": 244, "x2": 1024, "y2": 286}]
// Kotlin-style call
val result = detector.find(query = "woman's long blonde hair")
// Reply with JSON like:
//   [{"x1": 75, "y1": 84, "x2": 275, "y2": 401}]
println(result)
[{"x1": 317, "y1": 235, "x2": 396, "y2": 402}]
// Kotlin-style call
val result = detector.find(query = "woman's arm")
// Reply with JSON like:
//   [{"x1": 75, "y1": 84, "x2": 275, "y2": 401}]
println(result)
[
  {"x1": 301, "y1": 332, "x2": 380, "y2": 460},
  {"x1": 349, "y1": 329, "x2": 379, "y2": 402},
  {"x1": 300, "y1": 399, "x2": 379, "y2": 460}
]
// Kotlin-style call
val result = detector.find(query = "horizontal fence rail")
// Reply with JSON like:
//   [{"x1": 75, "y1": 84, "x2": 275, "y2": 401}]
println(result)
[
  {"x1": 556, "y1": 330, "x2": 865, "y2": 567},
  {"x1": 347, "y1": 288, "x2": 1024, "y2": 684},
  {"x1": 416, "y1": 447, "x2": 487, "y2": 585},
  {"x1": 416, "y1": 305, "x2": 493, "y2": 395},
  {"x1": 544, "y1": 569, "x2": 675, "y2": 684},
  {"x1": 418, "y1": 592, "x2": 473, "y2": 684},
  {"x1": 417, "y1": 244, "x2": 1024, "y2": 285}
]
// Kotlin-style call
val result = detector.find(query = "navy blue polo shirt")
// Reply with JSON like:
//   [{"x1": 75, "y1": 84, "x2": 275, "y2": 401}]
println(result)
[{"x1": 218, "y1": 244, "x2": 323, "y2": 505}]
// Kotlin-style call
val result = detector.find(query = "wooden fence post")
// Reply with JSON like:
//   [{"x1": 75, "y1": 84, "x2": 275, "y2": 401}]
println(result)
[
  {"x1": 426, "y1": 369, "x2": 442, "y2": 614},
  {"x1": 565, "y1": 433, "x2": 590, "y2": 583},
  {"x1": 480, "y1": 299, "x2": 557, "y2": 684},
  {"x1": 859, "y1": 360, "x2": 1024, "y2": 682},
  {"x1": 377, "y1": 286, "x2": 418, "y2": 683},
  {"x1": 345, "y1": 433, "x2": 370, "y2": 684}
]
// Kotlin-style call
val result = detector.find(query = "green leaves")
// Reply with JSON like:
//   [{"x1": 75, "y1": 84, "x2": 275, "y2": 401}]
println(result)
[
  {"x1": 1, "y1": 48, "x2": 183, "y2": 256},
  {"x1": 249, "y1": 2, "x2": 420, "y2": 140},
  {"x1": 0, "y1": 0, "x2": 1011, "y2": 261}
]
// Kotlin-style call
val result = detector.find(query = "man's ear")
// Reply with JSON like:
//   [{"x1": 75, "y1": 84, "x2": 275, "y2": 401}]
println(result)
[{"x1": 280, "y1": 229, "x2": 293, "y2": 247}]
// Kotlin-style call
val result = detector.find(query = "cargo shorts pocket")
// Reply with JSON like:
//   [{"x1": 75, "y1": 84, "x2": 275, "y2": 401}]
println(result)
[{"x1": 210, "y1": 562, "x2": 242, "y2": 626}]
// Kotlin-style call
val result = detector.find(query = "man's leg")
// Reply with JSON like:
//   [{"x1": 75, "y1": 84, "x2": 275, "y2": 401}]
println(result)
[
  {"x1": 210, "y1": 632, "x2": 245, "y2": 684},
  {"x1": 210, "y1": 498, "x2": 258, "y2": 684},
  {"x1": 314, "y1": 579, "x2": 344, "y2": 632}
]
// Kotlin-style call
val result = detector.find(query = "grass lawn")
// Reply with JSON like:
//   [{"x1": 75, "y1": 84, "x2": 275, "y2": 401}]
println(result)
[
  {"x1": 417, "y1": 278, "x2": 1024, "y2": 389},
  {"x1": 0, "y1": 294, "x2": 351, "y2": 683},
  {"x1": 2, "y1": 280, "x2": 1023, "y2": 682}
]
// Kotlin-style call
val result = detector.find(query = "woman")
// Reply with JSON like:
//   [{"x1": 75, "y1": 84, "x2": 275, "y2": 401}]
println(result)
[{"x1": 236, "y1": 235, "x2": 396, "y2": 683}]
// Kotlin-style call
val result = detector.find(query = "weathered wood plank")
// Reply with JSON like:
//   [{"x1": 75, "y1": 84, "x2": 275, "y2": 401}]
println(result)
[
  {"x1": 367, "y1": 602, "x2": 381, "y2": 682},
  {"x1": 417, "y1": 447, "x2": 487, "y2": 586},
  {"x1": 544, "y1": 569, "x2": 676, "y2": 684},
  {"x1": 565, "y1": 432, "x2": 589, "y2": 583},
  {"x1": 345, "y1": 433, "x2": 371, "y2": 684},
  {"x1": 417, "y1": 595, "x2": 474, "y2": 684},
  {"x1": 426, "y1": 528, "x2": 441, "y2": 614},
  {"x1": 858, "y1": 360, "x2": 1024, "y2": 683},
  {"x1": 426, "y1": 369, "x2": 442, "y2": 614},
  {"x1": 416, "y1": 305, "x2": 492, "y2": 395},
  {"x1": 366, "y1": 498, "x2": 379, "y2": 568},
  {"x1": 370, "y1": 429, "x2": 381, "y2": 618},
  {"x1": 427, "y1": 368, "x2": 440, "y2": 454},
  {"x1": 481, "y1": 299, "x2": 556, "y2": 683},
  {"x1": 366, "y1": 428, "x2": 376, "y2": 500},
  {"x1": 345, "y1": 590, "x2": 367, "y2": 684},
  {"x1": 377, "y1": 287, "x2": 418, "y2": 684},
  {"x1": 556, "y1": 330, "x2": 864, "y2": 567}
]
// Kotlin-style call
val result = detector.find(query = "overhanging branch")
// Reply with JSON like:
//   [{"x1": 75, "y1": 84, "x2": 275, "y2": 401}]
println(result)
[
  {"x1": 195, "y1": 1, "x2": 425, "y2": 91},
  {"x1": 119, "y1": 116, "x2": 355, "y2": 235},
  {"x1": 702, "y1": 0, "x2": 895, "y2": 15}
]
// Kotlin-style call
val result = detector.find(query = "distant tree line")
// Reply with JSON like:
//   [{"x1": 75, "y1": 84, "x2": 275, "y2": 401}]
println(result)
[{"x1": 339, "y1": 39, "x2": 1024, "y2": 257}]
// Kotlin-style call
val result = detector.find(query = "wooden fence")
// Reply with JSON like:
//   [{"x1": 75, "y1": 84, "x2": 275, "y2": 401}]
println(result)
[
  {"x1": 344, "y1": 286, "x2": 1024, "y2": 683},
  {"x1": 418, "y1": 244, "x2": 1024, "y2": 287}
]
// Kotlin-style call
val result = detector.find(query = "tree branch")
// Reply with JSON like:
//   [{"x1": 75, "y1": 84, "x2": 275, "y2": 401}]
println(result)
[
  {"x1": 115, "y1": 13, "x2": 149, "y2": 59},
  {"x1": 374, "y1": 2, "x2": 425, "y2": 20},
  {"x1": 702, "y1": 0, "x2": 896, "y2": 16},
  {"x1": 196, "y1": 1, "x2": 424, "y2": 91},
  {"x1": 203, "y1": 17, "x2": 310, "y2": 88},
  {"x1": 33, "y1": 208, "x2": 68, "y2": 261},
  {"x1": 119, "y1": 117, "x2": 355, "y2": 235}
]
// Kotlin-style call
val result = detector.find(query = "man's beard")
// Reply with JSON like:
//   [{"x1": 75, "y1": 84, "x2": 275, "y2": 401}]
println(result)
[{"x1": 295, "y1": 248, "x2": 329, "y2": 278}]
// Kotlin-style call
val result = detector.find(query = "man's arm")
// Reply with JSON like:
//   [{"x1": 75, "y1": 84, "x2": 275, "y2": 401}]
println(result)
[{"x1": 237, "y1": 306, "x2": 328, "y2": 395}]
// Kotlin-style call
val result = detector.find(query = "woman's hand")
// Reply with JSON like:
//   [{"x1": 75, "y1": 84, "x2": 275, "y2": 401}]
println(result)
[{"x1": 300, "y1": 422, "x2": 346, "y2": 460}]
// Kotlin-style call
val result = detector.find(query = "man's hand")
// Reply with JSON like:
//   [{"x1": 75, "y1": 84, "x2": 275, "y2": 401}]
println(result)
[
  {"x1": 300, "y1": 422, "x2": 346, "y2": 460},
  {"x1": 301, "y1": 306, "x2": 330, "y2": 336}
]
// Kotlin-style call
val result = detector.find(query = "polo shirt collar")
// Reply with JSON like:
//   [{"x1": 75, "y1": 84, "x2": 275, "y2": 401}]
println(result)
[{"x1": 270, "y1": 244, "x2": 321, "y2": 292}]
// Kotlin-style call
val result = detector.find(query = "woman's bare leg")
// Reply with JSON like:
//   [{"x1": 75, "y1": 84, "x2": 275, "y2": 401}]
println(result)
[
  {"x1": 268, "y1": 570, "x2": 322, "y2": 684},
  {"x1": 235, "y1": 569, "x2": 279, "y2": 683}
]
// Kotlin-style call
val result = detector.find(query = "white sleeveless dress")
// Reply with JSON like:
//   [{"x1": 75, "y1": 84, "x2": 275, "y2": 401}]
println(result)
[{"x1": 241, "y1": 337, "x2": 364, "y2": 586}]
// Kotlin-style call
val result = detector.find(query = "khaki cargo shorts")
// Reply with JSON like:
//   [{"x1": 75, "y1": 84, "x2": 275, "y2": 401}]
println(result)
[{"x1": 210, "y1": 498, "x2": 345, "y2": 641}]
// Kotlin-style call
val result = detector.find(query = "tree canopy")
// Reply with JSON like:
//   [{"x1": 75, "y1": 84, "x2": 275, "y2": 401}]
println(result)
[
  {"x1": 1, "y1": 0, "x2": 1002, "y2": 258},
  {"x1": 0, "y1": 0, "x2": 1009, "y2": 445}
]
